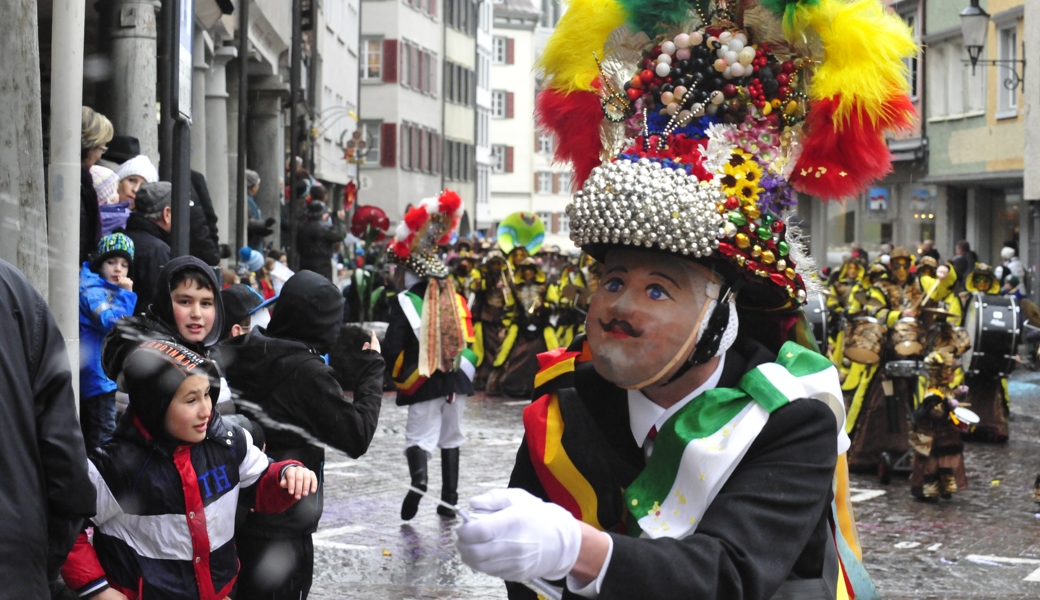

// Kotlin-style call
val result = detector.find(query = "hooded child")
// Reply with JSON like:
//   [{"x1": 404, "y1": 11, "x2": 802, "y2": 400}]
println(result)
[
  {"x1": 61, "y1": 341, "x2": 317, "y2": 600},
  {"x1": 214, "y1": 270, "x2": 384, "y2": 600}
]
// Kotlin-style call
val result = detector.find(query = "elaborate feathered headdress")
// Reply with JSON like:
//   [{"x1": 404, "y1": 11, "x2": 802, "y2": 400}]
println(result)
[
  {"x1": 538, "y1": 0, "x2": 916, "y2": 310},
  {"x1": 390, "y1": 190, "x2": 465, "y2": 278}
]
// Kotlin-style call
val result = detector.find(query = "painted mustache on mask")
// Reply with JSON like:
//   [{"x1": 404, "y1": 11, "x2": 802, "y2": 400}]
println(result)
[{"x1": 599, "y1": 319, "x2": 642, "y2": 338}]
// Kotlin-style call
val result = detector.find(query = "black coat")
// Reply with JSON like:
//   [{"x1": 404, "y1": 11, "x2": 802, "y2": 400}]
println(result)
[
  {"x1": 383, "y1": 281, "x2": 474, "y2": 405},
  {"x1": 191, "y1": 170, "x2": 220, "y2": 245},
  {"x1": 120, "y1": 212, "x2": 171, "y2": 315},
  {"x1": 215, "y1": 271, "x2": 385, "y2": 536},
  {"x1": 189, "y1": 198, "x2": 221, "y2": 266},
  {"x1": 0, "y1": 259, "x2": 96, "y2": 598},
  {"x1": 80, "y1": 165, "x2": 102, "y2": 263},
  {"x1": 506, "y1": 337, "x2": 839, "y2": 600},
  {"x1": 296, "y1": 217, "x2": 344, "y2": 280}
]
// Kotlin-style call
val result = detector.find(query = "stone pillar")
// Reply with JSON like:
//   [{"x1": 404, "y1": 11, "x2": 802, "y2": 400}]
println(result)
[
  {"x1": 205, "y1": 46, "x2": 236, "y2": 246},
  {"x1": 106, "y1": 0, "x2": 161, "y2": 163},
  {"x1": 226, "y1": 57, "x2": 240, "y2": 246},
  {"x1": 190, "y1": 27, "x2": 208, "y2": 175},
  {"x1": 248, "y1": 75, "x2": 289, "y2": 248}
]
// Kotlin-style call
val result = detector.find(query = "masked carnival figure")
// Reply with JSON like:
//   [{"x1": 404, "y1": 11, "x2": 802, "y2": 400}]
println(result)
[
  {"x1": 825, "y1": 255, "x2": 866, "y2": 362},
  {"x1": 961, "y1": 263, "x2": 1016, "y2": 442},
  {"x1": 554, "y1": 253, "x2": 602, "y2": 348},
  {"x1": 910, "y1": 349, "x2": 970, "y2": 502},
  {"x1": 486, "y1": 257, "x2": 561, "y2": 398},
  {"x1": 471, "y1": 251, "x2": 513, "y2": 390},
  {"x1": 384, "y1": 191, "x2": 478, "y2": 521},
  {"x1": 452, "y1": 0, "x2": 918, "y2": 595}
]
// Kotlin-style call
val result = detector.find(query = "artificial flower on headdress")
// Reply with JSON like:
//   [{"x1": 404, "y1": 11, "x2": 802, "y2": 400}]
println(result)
[
  {"x1": 390, "y1": 190, "x2": 464, "y2": 279},
  {"x1": 534, "y1": 0, "x2": 916, "y2": 311}
]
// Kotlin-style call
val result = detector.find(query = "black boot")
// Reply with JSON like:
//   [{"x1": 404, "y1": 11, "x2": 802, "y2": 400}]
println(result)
[
  {"x1": 438, "y1": 448, "x2": 460, "y2": 518},
  {"x1": 401, "y1": 446, "x2": 428, "y2": 521}
]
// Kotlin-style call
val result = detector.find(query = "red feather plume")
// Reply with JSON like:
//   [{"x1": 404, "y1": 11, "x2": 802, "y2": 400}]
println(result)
[
  {"x1": 791, "y1": 94, "x2": 916, "y2": 200},
  {"x1": 535, "y1": 88, "x2": 605, "y2": 188},
  {"x1": 438, "y1": 190, "x2": 462, "y2": 214}
]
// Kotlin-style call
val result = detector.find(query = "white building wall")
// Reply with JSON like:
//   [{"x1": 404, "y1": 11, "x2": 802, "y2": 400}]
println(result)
[{"x1": 315, "y1": 0, "x2": 361, "y2": 186}]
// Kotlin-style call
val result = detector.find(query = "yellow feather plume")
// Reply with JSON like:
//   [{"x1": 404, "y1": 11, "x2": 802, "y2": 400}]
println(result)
[
  {"x1": 790, "y1": 0, "x2": 918, "y2": 125},
  {"x1": 536, "y1": 0, "x2": 628, "y2": 92}
]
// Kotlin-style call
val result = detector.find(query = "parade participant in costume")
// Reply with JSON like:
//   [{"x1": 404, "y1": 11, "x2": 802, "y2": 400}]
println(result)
[
  {"x1": 454, "y1": 0, "x2": 916, "y2": 594},
  {"x1": 471, "y1": 251, "x2": 513, "y2": 390},
  {"x1": 825, "y1": 255, "x2": 865, "y2": 364},
  {"x1": 554, "y1": 253, "x2": 601, "y2": 348},
  {"x1": 384, "y1": 191, "x2": 477, "y2": 520},
  {"x1": 486, "y1": 257, "x2": 561, "y2": 398},
  {"x1": 450, "y1": 253, "x2": 482, "y2": 301},
  {"x1": 961, "y1": 263, "x2": 1012, "y2": 442},
  {"x1": 910, "y1": 349, "x2": 969, "y2": 502}
]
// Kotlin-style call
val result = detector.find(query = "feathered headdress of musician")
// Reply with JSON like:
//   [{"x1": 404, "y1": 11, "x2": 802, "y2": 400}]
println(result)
[
  {"x1": 539, "y1": 0, "x2": 917, "y2": 312},
  {"x1": 390, "y1": 190, "x2": 465, "y2": 279}
]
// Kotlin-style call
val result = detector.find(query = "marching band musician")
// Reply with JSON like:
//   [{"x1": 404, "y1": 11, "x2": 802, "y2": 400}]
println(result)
[
  {"x1": 961, "y1": 264, "x2": 1011, "y2": 442},
  {"x1": 826, "y1": 255, "x2": 866, "y2": 362},
  {"x1": 910, "y1": 349, "x2": 969, "y2": 502},
  {"x1": 470, "y1": 251, "x2": 512, "y2": 391}
]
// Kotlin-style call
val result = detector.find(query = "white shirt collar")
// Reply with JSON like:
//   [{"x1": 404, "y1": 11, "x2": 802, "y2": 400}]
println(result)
[{"x1": 627, "y1": 354, "x2": 727, "y2": 448}]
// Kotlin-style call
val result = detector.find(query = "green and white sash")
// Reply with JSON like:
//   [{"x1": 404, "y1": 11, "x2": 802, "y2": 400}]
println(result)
[{"x1": 626, "y1": 342, "x2": 847, "y2": 539}]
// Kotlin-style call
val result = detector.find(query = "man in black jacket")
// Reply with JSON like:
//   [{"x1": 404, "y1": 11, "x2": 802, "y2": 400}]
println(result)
[
  {"x1": 119, "y1": 182, "x2": 172, "y2": 315},
  {"x1": 297, "y1": 200, "x2": 345, "y2": 280},
  {"x1": 216, "y1": 270, "x2": 384, "y2": 599},
  {"x1": 0, "y1": 259, "x2": 96, "y2": 598}
]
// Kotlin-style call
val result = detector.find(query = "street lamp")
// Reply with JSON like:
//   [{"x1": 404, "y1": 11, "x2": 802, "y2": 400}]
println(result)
[
  {"x1": 959, "y1": 0, "x2": 1026, "y2": 90},
  {"x1": 959, "y1": 0, "x2": 989, "y2": 74}
]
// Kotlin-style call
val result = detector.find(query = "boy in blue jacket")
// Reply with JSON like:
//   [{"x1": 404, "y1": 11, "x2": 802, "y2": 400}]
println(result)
[{"x1": 80, "y1": 232, "x2": 138, "y2": 451}]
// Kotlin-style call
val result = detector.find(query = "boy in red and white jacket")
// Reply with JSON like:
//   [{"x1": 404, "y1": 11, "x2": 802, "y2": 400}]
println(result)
[{"x1": 62, "y1": 340, "x2": 317, "y2": 600}]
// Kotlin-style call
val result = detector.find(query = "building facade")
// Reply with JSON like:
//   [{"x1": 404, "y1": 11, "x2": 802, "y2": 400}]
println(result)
[
  {"x1": 313, "y1": 0, "x2": 363, "y2": 198},
  {"x1": 488, "y1": 0, "x2": 573, "y2": 249}
]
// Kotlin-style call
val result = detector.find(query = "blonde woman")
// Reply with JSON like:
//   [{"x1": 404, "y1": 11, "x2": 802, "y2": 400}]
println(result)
[{"x1": 81, "y1": 107, "x2": 114, "y2": 262}]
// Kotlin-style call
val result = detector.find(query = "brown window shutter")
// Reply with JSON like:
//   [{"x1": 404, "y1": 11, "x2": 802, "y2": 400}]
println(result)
[
  {"x1": 381, "y1": 123, "x2": 397, "y2": 167},
  {"x1": 552, "y1": 173, "x2": 559, "y2": 194},
  {"x1": 506, "y1": 92, "x2": 514, "y2": 118},
  {"x1": 506, "y1": 38, "x2": 515, "y2": 65},
  {"x1": 505, "y1": 146, "x2": 514, "y2": 173},
  {"x1": 534, "y1": 172, "x2": 539, "y2": 190},
  {"x1": 551, "y1": 212, "x2": 559, "y2": 233},
  {"x1": 383, "y1": 40, "x2": 398, "y2": 83}
]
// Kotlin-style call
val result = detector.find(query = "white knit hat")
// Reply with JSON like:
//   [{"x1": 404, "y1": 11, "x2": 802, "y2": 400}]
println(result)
[
  {"x1": 90, "y1": 165, "x2": 120, "y2": 205},
  {"x1": 117, "y1": 155, "x2": 159, "y2": 184}
]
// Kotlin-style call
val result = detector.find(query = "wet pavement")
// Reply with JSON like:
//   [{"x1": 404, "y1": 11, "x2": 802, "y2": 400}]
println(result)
[{"x1": 309, "y1": 372, "x2": 1040, "y2": 599}]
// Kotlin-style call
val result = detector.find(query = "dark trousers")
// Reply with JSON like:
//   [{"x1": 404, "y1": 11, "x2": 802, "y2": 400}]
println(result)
[
  {"x1": 235, "y1": 532, "x2": 314, "y2": 600},
  {"x1": 80, "y1": 391, "x2": 117, "y2": 453}
]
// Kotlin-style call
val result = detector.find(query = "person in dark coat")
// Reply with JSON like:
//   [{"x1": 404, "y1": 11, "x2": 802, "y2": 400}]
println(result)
[
  {"x1": 950, "y1": 240, "x2": 979, "y2": 293},
  {"x1": 191, "y1": 170, "x2": 220, "y2": 247},
  {"x1": 0, "y1": 259, "x2": 97, "y2": 598},
  {"x1": 215, "y1": 270, "x2": 385, "y2": 600},
  {"x1": 296, "y1": 200, "x2": 345, "y2": 280},
  {"x1": 188, "y1": 190, "x2": 221, "y2": 266},
  {"x1": 118, "y1": 181, "x2": 172, "y2": 315}
]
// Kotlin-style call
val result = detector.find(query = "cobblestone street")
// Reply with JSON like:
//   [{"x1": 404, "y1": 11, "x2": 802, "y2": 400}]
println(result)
[{"x1": 309, "y1": 371, "x2": 1040, "y2": 599}]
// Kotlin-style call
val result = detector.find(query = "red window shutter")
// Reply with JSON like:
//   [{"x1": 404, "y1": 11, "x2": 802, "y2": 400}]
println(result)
[
  {"x1": 381, "y1": 123, "x2": 397, "y2": 167},
  {"x1": 506, "y1": 92, "x2": 514, "y2": 118},
  {"x1": 506, "y1": 38, "x2": 515, "y2": 65},
  {"x1": 383, "y1": 40, "x2": 398, "y2": 83},
  {"x1": 430, "y1": 0, "x2": 437, "y2": 16},
  {"x1": 505, "y1": 146, "x2": 514, "y2": 173}
]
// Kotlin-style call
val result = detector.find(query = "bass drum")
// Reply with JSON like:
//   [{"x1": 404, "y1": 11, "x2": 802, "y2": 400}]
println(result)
[
  {"x1": 806, "y1": 293, "x2": 828, "y2": 348},
  {"x1": 962, "y1": 293, "x2": 1020, "y2": 377}
]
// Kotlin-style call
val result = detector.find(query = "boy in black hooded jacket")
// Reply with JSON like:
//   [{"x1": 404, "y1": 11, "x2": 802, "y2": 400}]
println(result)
[
  {"x1": 101, "y1": 255, "x2": 236, "y2": 415},
  {"x1": 214, "y1": 270, "x2": 385, "y2": 599}
]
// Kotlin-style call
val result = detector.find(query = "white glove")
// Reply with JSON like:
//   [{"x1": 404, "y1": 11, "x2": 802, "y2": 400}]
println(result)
[{"x1": 455, "y1": 488, "x2": 582, "y2": 582}]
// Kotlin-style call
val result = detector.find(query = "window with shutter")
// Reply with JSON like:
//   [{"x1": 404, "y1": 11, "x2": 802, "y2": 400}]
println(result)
[
  {"x1": 382, "y1": 40, "x2": 398, "y2": 83},
  {"x1": 380, "y1": 123, "x2": 396, "y2": 167},
  {"x1": 506, "y1": 92, "x2": 514, "y2": 118}
]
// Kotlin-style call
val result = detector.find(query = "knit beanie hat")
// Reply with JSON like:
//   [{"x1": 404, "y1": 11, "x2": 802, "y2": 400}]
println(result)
[
  {"x1": 90, "y1": 165, "x2": 120, "y2": 205},
  {"x1": 239, "y1": 247, "x2": 264, "y2": 273},
  {"x1": 117, "y1": 155, "x2": 160, "y2": 184},
  {"x1": 122, "y1": 340, "x2": 220, "y2": 441},
  {"x1": 92, "y1": 232, "x2": 135, "y2": 275}
]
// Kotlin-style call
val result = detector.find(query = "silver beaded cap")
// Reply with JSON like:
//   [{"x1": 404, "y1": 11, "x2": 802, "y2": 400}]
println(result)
[{"x1": 567, "y1": 157, "x2": 726, "y2": 258}]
